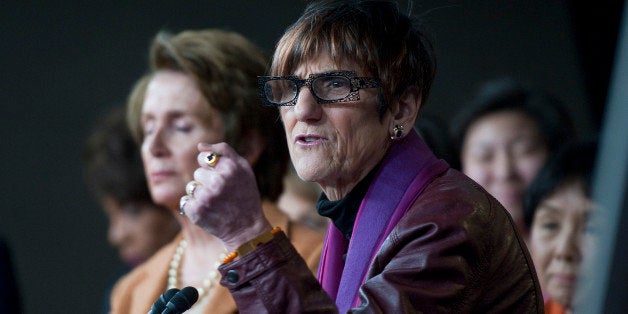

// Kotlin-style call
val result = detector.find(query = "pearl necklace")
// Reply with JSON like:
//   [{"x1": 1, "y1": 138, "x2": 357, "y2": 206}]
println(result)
[{"x1": 167, "y1": 238, "x2": 226, "y2": 299}]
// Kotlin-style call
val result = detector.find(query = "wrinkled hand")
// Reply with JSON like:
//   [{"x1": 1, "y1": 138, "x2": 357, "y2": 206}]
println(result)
[{"x1": 182, "y1": 142, "x2": 272, "y2": 251}]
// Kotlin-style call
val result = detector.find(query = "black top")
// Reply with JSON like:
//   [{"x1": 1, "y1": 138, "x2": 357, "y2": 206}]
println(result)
[{"x1": 317, "y1": 167, "x2": 379, "y2": 241}]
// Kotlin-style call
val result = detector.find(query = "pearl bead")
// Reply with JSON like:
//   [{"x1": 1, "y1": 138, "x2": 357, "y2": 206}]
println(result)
[{"x1": 166, "y1": 238, "x2": 225, "y2": 304}]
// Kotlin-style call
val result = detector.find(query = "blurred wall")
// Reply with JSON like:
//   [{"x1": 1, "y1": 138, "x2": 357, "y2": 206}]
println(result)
[{"x1": 0, "y1": 1, "x2": 617, "y2": 313}]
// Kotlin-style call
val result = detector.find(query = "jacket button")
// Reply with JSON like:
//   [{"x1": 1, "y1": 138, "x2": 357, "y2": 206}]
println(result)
[{"x1": 226, "y1": 270, "x2": 239, "y2": 283}]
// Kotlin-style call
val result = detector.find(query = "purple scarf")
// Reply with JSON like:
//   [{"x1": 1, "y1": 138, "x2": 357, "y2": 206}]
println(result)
[{"x1": 317, "y1": 130, "x2": 449, "y2": 312}]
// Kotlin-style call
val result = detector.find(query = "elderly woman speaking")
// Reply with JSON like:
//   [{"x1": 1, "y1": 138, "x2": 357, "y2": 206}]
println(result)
[{"x1": 182, "y1": 0, "x2": 543, "y2": 312}]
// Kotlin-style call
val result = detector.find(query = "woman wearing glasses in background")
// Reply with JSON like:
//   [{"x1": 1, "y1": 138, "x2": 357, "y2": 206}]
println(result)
[{"x1": 182, "y1": 0, "x2": 542, "y2": 312}]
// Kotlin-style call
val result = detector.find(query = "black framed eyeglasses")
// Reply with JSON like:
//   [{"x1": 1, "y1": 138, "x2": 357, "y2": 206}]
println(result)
[{"x1": 257, "y1": 70, "x2": 381, "y2": 106}]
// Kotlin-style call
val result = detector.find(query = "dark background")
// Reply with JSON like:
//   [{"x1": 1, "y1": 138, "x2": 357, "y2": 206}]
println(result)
[{"x1": 1, "y1": 1, "x2": 623, "y2": 313}]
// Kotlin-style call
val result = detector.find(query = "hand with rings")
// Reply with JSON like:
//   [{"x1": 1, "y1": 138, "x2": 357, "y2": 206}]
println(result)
[{"x1": 179, "y1": 142, "x2": 271, "y2": 250}]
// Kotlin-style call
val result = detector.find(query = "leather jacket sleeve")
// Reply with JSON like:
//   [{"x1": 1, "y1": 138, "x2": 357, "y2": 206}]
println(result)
[
  {"x1": 218, "y1": 171, "x2": 542, "y2": 313},
  {"x1": 219, "y1": 232, "x2": 338, "y2": 313}
]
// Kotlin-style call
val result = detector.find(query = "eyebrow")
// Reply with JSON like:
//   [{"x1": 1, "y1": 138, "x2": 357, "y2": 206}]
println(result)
[
  {"x1": 538, "y1": 204, "x2": 562, "y2": 213},
  {"x1": 140, "y1": 110, "x2": 193, "y2": 128},
  {"x1": 538, "y1": 203, "x2": 594, "y2": 215},
  {"x1": 141, "y1": 110, "x2": 188, "y2": 119},
  {"x1": 317, "y1": 69, "x2": 347, "y2": 75},
  {"x1": 294, "y1": 69, "x2": 343, "y2": 78}
]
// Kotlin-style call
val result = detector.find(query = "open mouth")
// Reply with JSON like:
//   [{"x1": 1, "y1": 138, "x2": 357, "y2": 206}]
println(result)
[{"x1": 296, "y1": 134, "x2": 325, "y2": 145}]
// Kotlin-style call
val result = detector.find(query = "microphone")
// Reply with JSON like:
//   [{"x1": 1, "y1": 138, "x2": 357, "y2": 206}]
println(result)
[
  {"x1": 148, "y1": 288, "x2": 179, "y2": 314},
  {"x1": 162, "y1": 286, "x2": 199, "y2": 314}
]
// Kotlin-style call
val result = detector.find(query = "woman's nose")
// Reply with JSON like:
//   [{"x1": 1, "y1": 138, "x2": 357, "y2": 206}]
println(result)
[
  {"x1": 145, "y1": 128, "x2": 169, "y2": 157},
  {"x1": 293, "y1": 86, "x2": 322, "y2": 122},
  {"x1": 555, "y1": 228, "x2": 581, "y2": 262},
  {"x1": 493, "y1": 152, "x2": 516, "y2": 180}
]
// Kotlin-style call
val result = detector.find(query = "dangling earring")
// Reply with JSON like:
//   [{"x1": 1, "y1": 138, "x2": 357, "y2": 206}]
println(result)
[{"x1": 390, "y1": 124, "x2": 404, "y2": 140}]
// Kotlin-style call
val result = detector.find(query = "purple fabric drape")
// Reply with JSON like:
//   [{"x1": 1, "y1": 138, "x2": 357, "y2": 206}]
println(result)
[{"x1": 318, "y1": 130, "x2": 449, "y2": 312}]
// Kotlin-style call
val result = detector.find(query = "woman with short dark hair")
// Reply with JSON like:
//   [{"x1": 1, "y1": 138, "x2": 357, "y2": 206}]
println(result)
[{"x1": 184, "y1": 1, "x2": 543, "y2": 312}]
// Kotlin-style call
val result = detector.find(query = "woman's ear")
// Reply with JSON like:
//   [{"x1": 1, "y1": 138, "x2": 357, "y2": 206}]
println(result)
[
  {"x1": 388, "y1": 86, "x2": 421, "y2": 137},
  {"x1": 240, "y1": 129, "x2": 265, "y2": 166},
  {"x1": 394, "y1": 86, "x2": 421, "y2": 124}
]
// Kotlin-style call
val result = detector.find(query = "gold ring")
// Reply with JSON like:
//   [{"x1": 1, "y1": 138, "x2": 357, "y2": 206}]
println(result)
[
  {"x1": 185, "y1": 181, "x2": 201, "y2": 197},
  {"x1": 205, "y1": 153, "x2": 221, "y2": 167},
  {"x1": 179, "y1": 196, "x2": 189, "y2": 215}
]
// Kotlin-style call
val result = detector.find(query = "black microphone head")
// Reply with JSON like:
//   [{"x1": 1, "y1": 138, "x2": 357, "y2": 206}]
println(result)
[
  {"x1": 149, "y1": 288, "x2": 179, "y2": 314},
  {"x1": 163, "y1": 286, "x2": 199, "y2": 313}
]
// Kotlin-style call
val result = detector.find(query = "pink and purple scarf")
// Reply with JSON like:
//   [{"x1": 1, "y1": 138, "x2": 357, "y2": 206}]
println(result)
[{"x1": 317, "y1": 130, "x2": 449, "y2": 312}]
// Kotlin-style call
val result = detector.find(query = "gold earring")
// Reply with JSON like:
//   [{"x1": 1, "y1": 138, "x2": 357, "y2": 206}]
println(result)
[{"x1": 390, "y1": 124, "x2": 404, "y2": 140}]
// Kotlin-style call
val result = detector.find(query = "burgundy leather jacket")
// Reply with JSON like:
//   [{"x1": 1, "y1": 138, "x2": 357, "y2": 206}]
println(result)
[
  {"x1": 220, "y1": 169, "x2": 543, "y2": 313},
  {"x1": 218, "y1": 167, "x2": 543, "y2": 313}
]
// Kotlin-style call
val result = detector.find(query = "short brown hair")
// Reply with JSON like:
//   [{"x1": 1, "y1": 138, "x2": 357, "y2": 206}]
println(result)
[
  {"x1": 127, "y1": 29, "x2": 288, "y2": 201},
  {"x1": 270, "y1": 0, "x2": 436, "y2": 115}
]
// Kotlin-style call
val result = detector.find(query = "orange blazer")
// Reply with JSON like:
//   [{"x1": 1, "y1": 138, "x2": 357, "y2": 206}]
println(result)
[{"x1": 109, "y1": 201, "x2": 324, "y2": 314}]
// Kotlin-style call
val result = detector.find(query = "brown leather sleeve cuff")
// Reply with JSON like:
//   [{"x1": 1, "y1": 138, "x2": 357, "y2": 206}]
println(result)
[{"x1": 218, "y1": 231, "x2": 296, "y2": 289}]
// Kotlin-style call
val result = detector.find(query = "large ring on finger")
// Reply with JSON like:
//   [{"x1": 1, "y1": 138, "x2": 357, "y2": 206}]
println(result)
[
  {"x1": 179, "y1": 196, "x2": 189, "y2": 216},
  {"x1": 185, "y1": 181, "x2": 201, "y2": 197},
  {"x1": 205, "y1": 152, "x2": 221, "y2": 167}
]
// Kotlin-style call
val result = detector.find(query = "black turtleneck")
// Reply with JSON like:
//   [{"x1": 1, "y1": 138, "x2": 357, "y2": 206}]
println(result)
[{"x1": 316, "y1": 167, "x2": 379, "y2": 241}]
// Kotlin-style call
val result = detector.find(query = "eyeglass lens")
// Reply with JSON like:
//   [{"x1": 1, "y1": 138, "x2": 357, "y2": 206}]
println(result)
[{"x1": 264, "y1": 75, "x2": 352, "y2": 105}]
